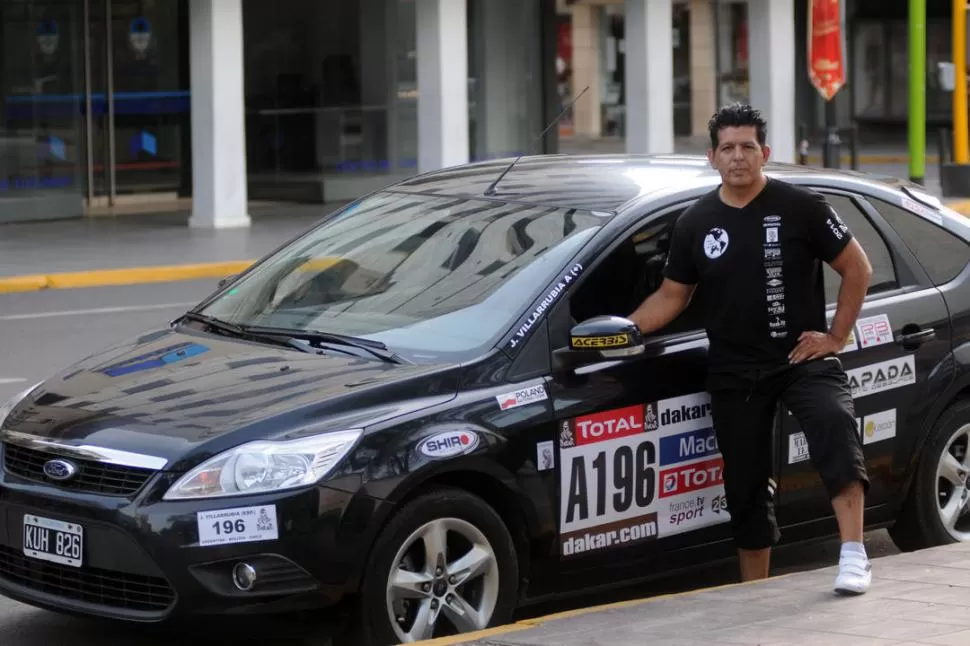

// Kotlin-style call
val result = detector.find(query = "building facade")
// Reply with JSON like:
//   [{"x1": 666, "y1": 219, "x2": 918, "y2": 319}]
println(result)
[{"x1": 7, "y1": 0, "x2": 942, "y2": 227}]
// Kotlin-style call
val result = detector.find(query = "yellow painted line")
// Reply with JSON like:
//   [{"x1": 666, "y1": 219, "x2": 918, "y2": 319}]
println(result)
[
  {"x1": 412, "y1": 572, "x2": 800, "y2": 645},
  {"x1": 0, "y1": 261, "x2": 255, "y2": 294},
  {"x1": 945, "y1": 199, "x2": 970, "y2": 216}
]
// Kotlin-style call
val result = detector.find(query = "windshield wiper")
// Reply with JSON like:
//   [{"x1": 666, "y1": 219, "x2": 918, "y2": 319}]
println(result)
[
  {"x1": 180, "y1": 312, "x2": 315, "y2": 354},
  {"x1": 246, "y1": 325, "x2": 408, "y2": 365}
]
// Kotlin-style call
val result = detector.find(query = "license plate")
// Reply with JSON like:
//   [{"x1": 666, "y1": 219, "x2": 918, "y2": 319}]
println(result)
[{"x1": 23, "y1": 514, "x2": 83, "y2": 568}]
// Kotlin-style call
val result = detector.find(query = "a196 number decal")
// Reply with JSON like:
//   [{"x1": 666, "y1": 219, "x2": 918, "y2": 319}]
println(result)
[{"x1": 561, "y1": 434, "x2": 657, "y2": 534}]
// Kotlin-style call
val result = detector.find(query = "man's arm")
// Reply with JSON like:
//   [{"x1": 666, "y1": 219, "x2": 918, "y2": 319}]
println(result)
[
  {"x1": 788, "y1": 237, "x2": 872, "y2": 363},
  {"x1": 827, "y1": 238, "x2": 872, "y2": 345},
  {"x1": 628, "y1": 278, "x2": 696, "y2": 335}
]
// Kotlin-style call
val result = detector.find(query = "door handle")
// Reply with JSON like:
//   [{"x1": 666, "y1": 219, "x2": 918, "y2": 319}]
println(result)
[{"x1": 896, "y1": 328, "x2": 935, "y2": 346}]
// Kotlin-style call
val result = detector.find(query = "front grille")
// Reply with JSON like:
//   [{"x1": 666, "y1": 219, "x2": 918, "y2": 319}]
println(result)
[
  {"x1": 0, "y1": 545, "x2": 175, "y2": 613},
  {"x1": 2, "y1": 443, "x2": 155, "y2": 496}
]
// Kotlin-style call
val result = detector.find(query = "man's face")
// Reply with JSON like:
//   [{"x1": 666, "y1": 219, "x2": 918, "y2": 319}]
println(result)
[{"x1": 707, "y1": 125, "x2": 770, "y2": 189}]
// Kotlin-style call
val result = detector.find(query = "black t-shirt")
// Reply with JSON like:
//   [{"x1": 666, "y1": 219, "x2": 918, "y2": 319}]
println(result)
[{"x1": 663, "y1": 178, "x2": 853, "y2": 373}]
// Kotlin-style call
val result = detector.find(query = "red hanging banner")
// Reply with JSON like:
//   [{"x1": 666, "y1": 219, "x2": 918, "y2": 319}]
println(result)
[{"x1": 808, "y1": 0, "x2": 847, "y2": 101}]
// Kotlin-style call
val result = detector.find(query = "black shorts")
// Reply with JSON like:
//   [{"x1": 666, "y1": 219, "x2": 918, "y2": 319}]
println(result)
[{"x1": 706, "y1": 356, "x2": 870, "y2": 551}]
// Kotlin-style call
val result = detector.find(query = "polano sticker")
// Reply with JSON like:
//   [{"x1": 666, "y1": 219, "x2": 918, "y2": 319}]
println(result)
[{"x1": 508, "y1": 263, "x2": 583, "y2": 349}]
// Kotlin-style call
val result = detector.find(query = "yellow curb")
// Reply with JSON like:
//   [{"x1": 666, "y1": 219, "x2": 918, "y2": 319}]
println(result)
[
  {"x1": 412, "y1": 571, "x2": 799, "y2": 645},
  {"x1": 945, "y1": 199, "x2": 970, "y2": 216},
  {"x1": 0, "y1": 261, "x2": 255, "y2": 294}
]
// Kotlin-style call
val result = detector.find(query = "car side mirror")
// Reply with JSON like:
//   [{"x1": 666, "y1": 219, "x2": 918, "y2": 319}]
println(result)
[{"x1": 552, "y1": 315, "x2": 645, "y2": 372}]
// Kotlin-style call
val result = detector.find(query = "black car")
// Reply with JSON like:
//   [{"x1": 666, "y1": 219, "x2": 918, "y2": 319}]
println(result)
[{"x1": 3, "y1": 154, "x2": 970, "y2": 644}]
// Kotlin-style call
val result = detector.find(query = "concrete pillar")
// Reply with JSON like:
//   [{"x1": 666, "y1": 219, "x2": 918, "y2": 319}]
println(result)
[
  {"x1": 689, "y1": 0, "x2": 717, "y2": 137},
  {"x1": 416, "y1": 0, "x2": 469, "y2": 173},
  {"x1": 570, "y1": 4, "x2": 602, "y2": 137},
  {"x1": 624, "y1": 0, "x2": 674, "y2": 154},
  {"x1": 188, "y1": 0, "x2": 250, "y2": 229},
  {"x1": 747, "y1": 0, "x2": 796, "y2": 163}
]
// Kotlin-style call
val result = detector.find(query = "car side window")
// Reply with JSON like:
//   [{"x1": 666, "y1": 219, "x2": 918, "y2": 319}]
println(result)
[
  {"x1": 569, "y1": 208, "x2": 705, "y2": 336},
  {"x1": 867, "y1": 197, "x2": 970, "y2": 286},
  {"x1": 821, "y1": 193, "x2": 899, "y2": 303}
]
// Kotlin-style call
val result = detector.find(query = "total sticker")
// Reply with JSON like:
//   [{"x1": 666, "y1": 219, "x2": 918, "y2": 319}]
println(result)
[
  {"x1": 856, "y1": 314, "x2": 894, "y2": 348},
  {"x1": 197, "y1": 505, "x2": 279, "y2": 547}
]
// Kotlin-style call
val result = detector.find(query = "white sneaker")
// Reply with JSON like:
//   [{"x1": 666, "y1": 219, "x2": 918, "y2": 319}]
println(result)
[{"x1": 834, "y1": 550, "x2": 871, "y2": 595}]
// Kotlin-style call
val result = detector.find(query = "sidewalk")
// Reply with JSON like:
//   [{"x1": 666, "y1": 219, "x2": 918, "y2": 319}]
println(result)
[{"x1": 425, "y1": 542, "x2": 970, "y2": 646}]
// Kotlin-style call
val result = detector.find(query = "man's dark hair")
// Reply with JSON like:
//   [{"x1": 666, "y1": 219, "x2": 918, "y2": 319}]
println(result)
[{"x1": 708, "y1": 103, "x2": 767, "y2": 149}]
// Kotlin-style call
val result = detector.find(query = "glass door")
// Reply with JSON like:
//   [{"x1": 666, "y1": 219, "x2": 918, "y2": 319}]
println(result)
[{"x1": 85, "y1": 0, "x2": 188, "y2": 205}]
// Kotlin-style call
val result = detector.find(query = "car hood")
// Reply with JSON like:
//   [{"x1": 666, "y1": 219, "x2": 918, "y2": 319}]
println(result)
[{"x1": 1, "y1": 327, "x2": 460, "y2": 470}]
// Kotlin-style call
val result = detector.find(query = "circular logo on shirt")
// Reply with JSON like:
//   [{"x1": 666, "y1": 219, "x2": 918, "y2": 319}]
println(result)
[{"x1": 703, "y1": 228, "x2": 730, "y2": 259}]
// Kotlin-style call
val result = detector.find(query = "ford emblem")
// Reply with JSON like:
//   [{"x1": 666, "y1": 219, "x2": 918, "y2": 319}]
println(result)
[{"x1": 43, "y1": 459, "x2": 78, "y2": 482}]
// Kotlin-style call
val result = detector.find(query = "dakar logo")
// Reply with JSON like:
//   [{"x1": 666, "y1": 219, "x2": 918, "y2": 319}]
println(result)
[{"x1": 703, "y1": 228, "x2": 729, "y2": 259}]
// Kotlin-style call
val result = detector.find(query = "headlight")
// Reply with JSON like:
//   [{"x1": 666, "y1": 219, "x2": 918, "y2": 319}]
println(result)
[
  {"x1": 0, "y1": 383, "x2": 41, "y2": 430},
  {"x1": 163, "y1": 429, "x2": 362, "y2": 500}
]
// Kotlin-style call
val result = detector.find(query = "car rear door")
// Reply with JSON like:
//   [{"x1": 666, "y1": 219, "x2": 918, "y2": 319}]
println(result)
[{"x1": 775, "y1": 186, "x2": 954, "y2": 536}]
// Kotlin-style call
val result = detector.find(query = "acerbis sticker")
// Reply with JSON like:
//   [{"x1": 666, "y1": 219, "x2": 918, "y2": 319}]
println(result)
[
  {"x1": 537, "y1": 440, "x2": 555, "y2": 471},
  {"x1": 856, "y1": 314, "x2": 894, "y2": 348},
  {"x1": 418, "y1": 429, "x2": 480, "y2": 458},
  {"x1": 508, "y1": 263, "x2": 583, "y2": 349},
  {"x1": 497, "y1": 383, "x2": 548, "y2": 410},
  {"x1": 197, "y1": 505, "x2": 279, "y2": 547}
]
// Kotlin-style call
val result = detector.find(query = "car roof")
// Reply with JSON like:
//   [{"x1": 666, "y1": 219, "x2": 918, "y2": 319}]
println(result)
[{"x1": 388, "y1": 153, "x2": 919, "y2": 214}]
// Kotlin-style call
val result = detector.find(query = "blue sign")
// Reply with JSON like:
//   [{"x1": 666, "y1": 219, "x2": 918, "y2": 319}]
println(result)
[{"x1": 659, "y1": 427, "x2": 719, "y2": 466}]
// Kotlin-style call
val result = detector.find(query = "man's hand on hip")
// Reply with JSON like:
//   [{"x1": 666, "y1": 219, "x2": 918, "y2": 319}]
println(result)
[{"x1": 788, "y1": 331, "x2": 843, "y2": 364}]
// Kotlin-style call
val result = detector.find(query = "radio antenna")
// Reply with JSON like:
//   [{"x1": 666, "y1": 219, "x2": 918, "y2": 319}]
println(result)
[{"x1": 483, "y1": 85, "x2": 589, "y2": 196}]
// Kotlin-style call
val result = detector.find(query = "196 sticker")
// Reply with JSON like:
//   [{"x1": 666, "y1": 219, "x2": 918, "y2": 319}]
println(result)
[{"x1": 197, "y1": 505, "x2": 279, "y2": 547}]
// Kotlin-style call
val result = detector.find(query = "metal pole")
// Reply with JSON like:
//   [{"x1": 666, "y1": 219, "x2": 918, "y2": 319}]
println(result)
[
  {"x1": 105, "y1": 0, "x2": 116, "y2": 204},
  {"x1": 909, "y1": 0, "x2": 926, "y2": 184},
  {"x1": 83, "y1": 0, "x2": 94, "y2": 203},
  {"x1": 712, "y1": 0, "x2": 722, "y2": 108},
  {"x1": 954, "y1": 0, "x2": 969, "y2": 163}
]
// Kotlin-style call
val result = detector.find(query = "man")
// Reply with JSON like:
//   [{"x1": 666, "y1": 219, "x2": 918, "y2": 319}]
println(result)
[{"x1": 627, "y1": 104, "x2": 874, "y2": 595}]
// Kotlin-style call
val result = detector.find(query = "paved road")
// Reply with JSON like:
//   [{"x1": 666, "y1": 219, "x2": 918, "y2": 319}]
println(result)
[{"x1": 0, "y1": 281, "x2": 903, "y2": 644}]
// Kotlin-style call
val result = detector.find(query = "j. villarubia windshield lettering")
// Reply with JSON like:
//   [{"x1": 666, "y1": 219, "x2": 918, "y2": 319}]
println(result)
[{"x1": 508, "y1": 263, "x2": 583, "y2": 348}]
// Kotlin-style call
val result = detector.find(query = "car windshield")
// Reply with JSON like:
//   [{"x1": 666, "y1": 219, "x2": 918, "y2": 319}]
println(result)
[{"x1": 196, "y1": 191, "x2": 604, "y2": 363}]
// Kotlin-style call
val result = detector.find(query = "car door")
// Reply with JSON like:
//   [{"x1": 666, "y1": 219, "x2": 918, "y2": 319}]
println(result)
[
  {"x1": 543, "y1": 202, "x2": 736, "y2": 585},
  {"x1": 775, "y1": 186, "x2": 953, "y2": 534}
]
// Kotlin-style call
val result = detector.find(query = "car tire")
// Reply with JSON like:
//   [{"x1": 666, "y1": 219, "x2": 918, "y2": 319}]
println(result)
[
  {"x1": 889, "y1": 398, "x2": 970, "y2": 552},
  {"x1": 358, "y1": 486, "x2": 520, "y2": 645}
]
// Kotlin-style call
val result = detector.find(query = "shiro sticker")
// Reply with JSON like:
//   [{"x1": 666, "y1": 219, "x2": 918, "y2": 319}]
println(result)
[
  {"x1": 497, "y1": 383, "x2": 548, "y2": 410},
  {"x1": 419, "y1": 429, "x2": 480, "y2": 458},
  {"x1": 537, "y1": 441, "x2": 555, "y2": 471},
  {"x1": 856, "y1": 314, "x2": 894, "y2": 348},
  {"x1": 197, "y1": 505, "x2": 279, "y2": 547}
]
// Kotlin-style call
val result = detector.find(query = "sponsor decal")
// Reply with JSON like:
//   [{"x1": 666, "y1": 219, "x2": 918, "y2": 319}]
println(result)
[
  {"x1": 767, "y1": 293, "x2": 786, "y2": 302},
  {"x1": 659, "y1": 490, "x2": 730, "y2": 538},
  {"x1": 703, "y1": 227, "x2": 730, "y2": 259},
  {"x1": 861, "y1": 409, "x2": 896, "y2": 444},
  {"x1": 766, "y1": 266, "x2": 783, "y2": 279},
  {"x1": 839, "y1": 328, "x2": 859, "y2": 354},
  {"x1": 197, "y1": 505, "x2": 279, "y2": 547},
  {"x1": 509, "y1": 263, "x2": 583, "y2": 348},
  {"x1": 763, "y1": 215, "x2": 782, "y2": 223},
  {"x1": 561, "y1": 513, "x2": 658, "y2": 555},
  {"x1": 497, "y1": 383, "x2": 548, "y2": 410},
  {"x1": 765, "y1": 227, "x2": 779, "y2": 244},
  {"x1": 419, "y1": 429, "x2": 480, "y2": 458},
  {"x1": 644, "y1": 402, "x2": 659, "y2": 431},
  {"x1": 537, "y1": 440, "x2": 555, "y2": 470},
  {"x1": 771, "y1": 330, "x2": 788, "y2": 339},
  {"x1": 769, "y1": 304, "x2": 786, "y2": 315},
  {"x1": 856, "y1": 314, "x2": 894, "y2": 348},
  {"x1": 765, "y1": 247, "x2": 781, "y2": 259},
  {"x1": 656, "y1": 393, "x2": 712, "y2": 435},
  {"x1": 788, "y1": 432, "x2": 810, "y2": 464},
  {"x1": 566, "y1": 405, "x2": 646, "y2": 447},
  {"x1": 846, "y1": 356, "x2": 915, "y2": 398},
  {"x1": 769, "y1": 316, "x2": 786, "y2": 329},
  {"x1": 572, "y1": 333, "x2": 631, "y2": 348},
  {"x1": 659, "y1": 457, "x2": 724, "y2": 498},
  {"x1": 767, "y1": 278, "x2": 783, "y2": 288},
  {"x1": 659, "y1": 427, "x2": 718, "y2": 466}
]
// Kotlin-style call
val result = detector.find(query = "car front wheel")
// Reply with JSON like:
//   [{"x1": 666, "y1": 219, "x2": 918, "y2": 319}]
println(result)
[
  {"x1": 890, "y1": 399, "x2": 970, "y2": 551},
  {"x1": 359, "y1": 486, "x2": 520, "y2": 645}
]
